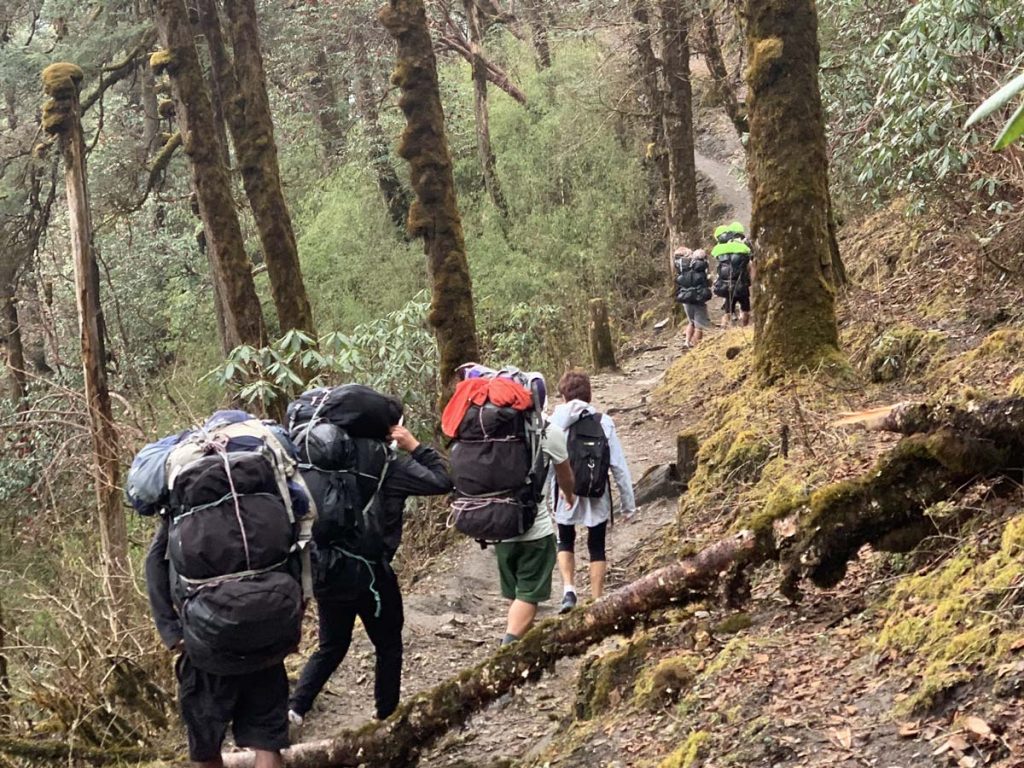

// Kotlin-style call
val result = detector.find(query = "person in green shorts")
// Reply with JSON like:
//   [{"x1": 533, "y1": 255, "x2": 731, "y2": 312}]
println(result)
[{"x1": 494, "y1": 424, "x2": 576, "y2": 645}]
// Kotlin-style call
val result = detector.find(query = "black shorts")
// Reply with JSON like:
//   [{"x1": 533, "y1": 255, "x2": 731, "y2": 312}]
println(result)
[
  {"x1": 724, "y1": 292, "x2": 750, "y2": 313},
  {"x1": 176, "y1": 654, "x2": 289, "y2": 761}
]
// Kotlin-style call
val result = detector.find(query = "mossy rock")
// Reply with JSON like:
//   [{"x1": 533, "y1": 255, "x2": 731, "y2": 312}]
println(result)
[
  {"x1": 633, "y1": 652, "x2": 702, "y2": 711},
  {"x1": 575, "y1": 636, "x2": 649, "y2": 720},
  {"x1": 864, "y1": 323, "x2": 946, "y2": 383},
  {"x1": 713, "y1": 612, "x2": 752, "y2": 635},
  {"x1": 656, "y1": 731, "x2": 710, "y2": 768}
]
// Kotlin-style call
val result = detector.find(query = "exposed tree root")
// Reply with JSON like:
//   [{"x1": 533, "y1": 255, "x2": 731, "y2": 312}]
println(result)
[{"x1": 219, "y1": 533, "x2": 753, "y2": 768}]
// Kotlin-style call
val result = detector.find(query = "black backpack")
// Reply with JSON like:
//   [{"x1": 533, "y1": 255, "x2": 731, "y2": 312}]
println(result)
[
  {"x1": 164, "y1": 417, "x2": 307, "y2": 676},
  {"x1": 712, "y1": 242, "x2": 752, "y2": 297},
  {"x1": 567, "y1": 412, "x2": 611, "y2": 498},
  {"x1": 674, "y1": 257, "x2": 713, "y2": 305},
  {"x1": 288, "y1": 386, "x2": 395, "y2": 602},
  {"x1": 448, "y1": 382, "x2": 547, "y2": 543}
]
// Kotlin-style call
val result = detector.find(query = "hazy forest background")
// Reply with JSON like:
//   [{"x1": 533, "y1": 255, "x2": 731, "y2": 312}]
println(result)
[{"x1": 2, "y1": 0, "x2": 1024, "y2": 765}]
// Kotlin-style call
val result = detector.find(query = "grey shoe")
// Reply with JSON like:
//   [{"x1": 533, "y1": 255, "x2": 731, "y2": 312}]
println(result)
[
  {"x1": 559, "y1": 591, "x2": 578, "y2": 614},
  {"x1": 287, "y1": 709, "x2": 304, "y2": 744}
]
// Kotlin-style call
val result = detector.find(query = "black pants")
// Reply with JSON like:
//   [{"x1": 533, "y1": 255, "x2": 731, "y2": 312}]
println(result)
[
  {"x1": 557, "y1": 521, "x2": 608, "y2": 562},
  {"x1": 289, "y1": 567, "x2": 404, "y2": 720}
]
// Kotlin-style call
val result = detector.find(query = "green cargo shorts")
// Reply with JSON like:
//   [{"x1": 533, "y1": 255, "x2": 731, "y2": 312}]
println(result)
[{"x1": 495, "y1": 534, "x2": 557, "y2": 603}]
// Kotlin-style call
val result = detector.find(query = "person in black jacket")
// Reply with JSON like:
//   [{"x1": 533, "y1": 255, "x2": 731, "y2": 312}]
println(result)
[{"x1": 287, "y1": 423, "x2": 452, "y2": 732}]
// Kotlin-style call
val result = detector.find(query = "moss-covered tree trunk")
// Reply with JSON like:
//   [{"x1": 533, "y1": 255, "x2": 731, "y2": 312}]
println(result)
[
  {"x1": 220, "y1": 0, "x2": 315, "y2": 336},
  {"x1": 195, "y1": 0, "x2": 233, "y2": 169},
  {"x1": 464, "y1": 0, "x2": 511, "y2": 224},
  {"x1": 153, "y1": 0, "x2": 266, "y2": 351},
  {"x1": 41, "y1": 63, "x2": 130, "y2": 622},
  {"x1": 522, "y1": 0, "x2": 552, "y2": 69},
  {"x1": 381, "y1": 0, "x2": 480, "y2": 391},
  {"x1": 309, "y1": 47, "x2": 348, "y2": 160},
  {"x1": 0, "y1": 256, "x2": 26, "y2": 402},
  {"x1": 700, "y1": 0, "x2": 748, "y2": 137},
  {"x1": 744, "y1": 0, "x2": 839, "y2": 379},
  {"x1": 353, "y1": 28, "x2": 413, "y2": 237},
  {"x1": 659, "y1": 0, "x2": 701, "y2": 249}
]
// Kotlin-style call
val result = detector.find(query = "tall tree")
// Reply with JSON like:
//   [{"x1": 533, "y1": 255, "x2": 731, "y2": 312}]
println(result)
[
  {"x1": 631, "y1": 0, "x2": 670, "y2": 206},
  {"x1": 699, "y1": 0, "x2": 748, "y2": 136},
  {"x1": 521, "y1": 0, "x2": 552, "y2": 69},
  {"x1": 745, "y1": 0, "x2": 840, "y2": 379},
  {"x1": 40, "y1": 63, "x2": 130, "y2": 618},
  {"x1": 380, "y1": 0, "x2": 480, "y2": 391},
  {"x1": 219, "y1": 0, "x2": 316, "y2": 335},
  {"x1": 352, "y1": 26, "x2": 413, "y2": 237},
  {"x1": 308, "y1": 47, "x2": 348, "y2": 160},
  {"x1": 152, "y1": 0, "x2": 266, "y2": 352},
  {"x1": 659, "y1": 0, "x2": 701, "y2": 249},
  {"x1": 464, "y1": 0, "x2": 510, "y2": 223}
]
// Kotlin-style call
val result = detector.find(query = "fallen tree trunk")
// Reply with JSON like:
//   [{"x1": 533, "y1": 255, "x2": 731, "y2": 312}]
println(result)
[{"x1": 221, "y1": 533, "x2": 754, "y2": 768}]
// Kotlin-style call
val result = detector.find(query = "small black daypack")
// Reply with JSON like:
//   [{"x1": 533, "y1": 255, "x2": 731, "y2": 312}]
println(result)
[{"x1": 567, "y1": 411, "x2": 611, "y2": 498}]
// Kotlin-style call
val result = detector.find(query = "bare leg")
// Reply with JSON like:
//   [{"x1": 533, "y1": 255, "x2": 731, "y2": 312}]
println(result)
[
  {"x1": 252, "y1": 751, "x2": 283, "y2": 768},
  {"x1": 197, "y1": 760, "x2": 224, "y2": 768},
  {"x1": 693, "y1": 327, "x2": 704, "y2": 346},
  {"x1": 740, "y1": 311, "x2": 750, "y2": 327},
  {"x1": 686, "y1": 323, "x2": 695, "y2": 346},
  {"x1": 589, "y1": 561, "x2": 608, "y2": 598},
  {"x1": 506, "y1": 599, "x2": 538, "y2": 637},
  {"x1": 557, "y1": 551, "x2": 576, "y2": 592}
]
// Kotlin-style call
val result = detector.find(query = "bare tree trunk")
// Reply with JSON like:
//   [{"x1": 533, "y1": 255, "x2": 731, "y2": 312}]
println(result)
[
  {"x1": 521, "y1": 0, "x2": 552, "y2": 69},
  {"x1": 464, "y1": 0, "x2": 510, "y2": 223},
  {"x1": 140, "y1": 60, "x2": 161, "y2": 156},
  {"x1": 437, "y1": 32, "x2": 528, "y2": 105},
  {"x1": 309, "y1": 47, "x2": 348, "y2": 160},
  {"x1": 152, "y1": 0, "x2": 266, "y2": 351},
  {"x1": 220, "y1": 533, "x2": 754, "y2": 768},
  {"x1": 588, "y1": 298, "x2": 617, "y2": 371},
  {"x1": 699, "y1": 1, "x2": 747, "y2": 136},
  {"x1": 219, "y1": 0, "x2": 315, "y2": 336},
  {"x1": 659, "y1": 0, "x2": 701, "y2": 250},
  {"x1": 631, "y1": 0, "x2": 671, "y2": 235},
  {"x1": 353, "y1": 28, "x2": 413, "y2": 237},
  {"x1": 381, "y1": 0, "x2": 480, "y2": 393},
  {"x1": 825, "y1": 184, "x2": 847, "y2": 289},
  {"x1": 745, "y1": 0, "x2": 839, "y2": 379},
  {"x1": 41, "y1": 63, "x2": 130, "y2": 621}
]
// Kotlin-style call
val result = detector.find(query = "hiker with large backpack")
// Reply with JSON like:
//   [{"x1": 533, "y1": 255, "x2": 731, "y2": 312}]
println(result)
[
  {"x1": 285, "y1": 384, "x2": 451, "y2": 734},
  {"x1": 711, "y1": 221, "x2": 754, "y2": 327},
  {"x1": 550, "y1": 370, "x2": 636, "y2": 613},
  {"x1": 137, "y1": 410, "x2": 315, "y2": 768},
  {"x1": 673, "y1": 246, "x2": 713, "y2": 348},
  {"x1": 442, "y1": 364, "x2": 577, "y2": 645}
]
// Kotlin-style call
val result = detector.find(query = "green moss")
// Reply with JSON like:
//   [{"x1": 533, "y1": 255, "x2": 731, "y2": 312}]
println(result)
[
  {"x1": 863, "y1": 323, "x2": 946, "y2": 383},
  {"x1": 41, "y1": 62, "x2": 84, "y2": 96},
  {"x1": 877, "y1": 512, "x2": 1024, "y2": 713},
  {"x1": 575, "y1": 636, "x2": 649, "y2": 720},
  {"x1": 1010, "y1": 373, "x2": 1024, "y2": 397},
  {"x1": 657, "y1": 731, "x2": 710, "y2": 768},
  {"x1": 149, "y1": 49, "x2": 174, "y2": 75},
  {"x1": 713, "y1": 613, "x2": 752, "y2": 635},
  {"x1": 633, "y1": 653, "x2": 702, "y2": 710}
]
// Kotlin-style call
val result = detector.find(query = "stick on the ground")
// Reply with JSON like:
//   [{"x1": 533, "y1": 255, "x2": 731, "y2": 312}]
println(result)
[{"x1": 220, "y1": 532, "x2": 754, "y2": 768}]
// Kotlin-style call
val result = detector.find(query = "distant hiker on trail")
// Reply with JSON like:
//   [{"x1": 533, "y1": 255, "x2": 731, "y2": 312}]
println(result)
[
  {"x1": 551, "y1": 369, "x2": 636, "y2": 614},
  {"x1": 443, "y1": 364, "x2": 577, "y2": 645},
  {"x1": 285, "y1": 385, "x2": 452, "y2": 735},
  {"x1": 712, "y1": 221, "x2": 753, "y2": 327},
  {"x1": 673, "y1": 247, "x2": 713, "y2": 348},
  {"x1": 135, "y1": 410, "x2": 316, "y2": 768}
]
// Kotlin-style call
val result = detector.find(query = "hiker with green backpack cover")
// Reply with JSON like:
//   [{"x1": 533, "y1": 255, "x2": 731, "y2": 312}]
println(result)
[{"x1": 550, "y1": 370, "x2": 636, "y2": 614}]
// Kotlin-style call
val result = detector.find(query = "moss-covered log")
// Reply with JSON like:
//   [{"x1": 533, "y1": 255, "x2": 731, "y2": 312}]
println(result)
[
  {"x1": 866, "y1": 397, "x2": 1024, "y2": 448},
  {"x1": 381, "y1": 0, "x2": 480, "y2": 392},
  {"x1": 220, "y1": 534, "x2": 753, "y2": 768},
  {"x1": 778, "y1": 426, "x2": 1011, "y2": 599},
  {"x1": 744, "y1": 0, "x2": 840, "y2": 379},
  {"x1": 221, "y1": 0, "x2": 316, "y2": 336},
  {"x1": 152, "y1": 0, "x2": 266, "y2": 350}
]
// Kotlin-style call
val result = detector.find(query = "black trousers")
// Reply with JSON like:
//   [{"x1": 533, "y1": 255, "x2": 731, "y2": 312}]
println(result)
[{"x1": 290, "y1": 567, "x2": 404, "y2": 720}]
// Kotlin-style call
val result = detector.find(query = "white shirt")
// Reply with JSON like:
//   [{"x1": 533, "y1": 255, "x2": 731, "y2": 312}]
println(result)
[{"x1": 549, "y1": 400, "x2": 636, "y2": 527}]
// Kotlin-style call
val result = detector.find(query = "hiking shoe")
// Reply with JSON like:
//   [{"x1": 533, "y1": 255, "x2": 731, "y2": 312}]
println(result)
[
  {"x1": 560, "y1": 591, "x2": 578, "y2": 614},
  {"x1": 287, "y1": 710, "x2": 304, "y2": 744}
]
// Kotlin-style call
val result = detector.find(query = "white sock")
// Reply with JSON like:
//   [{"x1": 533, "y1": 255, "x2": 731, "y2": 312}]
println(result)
[{"x1": 564, "y1": 585, "x2": 577, "y2": 596}]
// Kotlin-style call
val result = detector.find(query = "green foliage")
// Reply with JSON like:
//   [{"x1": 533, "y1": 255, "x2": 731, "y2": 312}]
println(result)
[{"x1": 212, "y1": 294, "x2": 438, "y2": 430}]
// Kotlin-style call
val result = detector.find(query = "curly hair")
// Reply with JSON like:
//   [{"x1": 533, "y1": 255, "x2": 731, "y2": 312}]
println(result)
[{"x1": 557, "y1": 369, "x2": 592, "y2": 402}]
